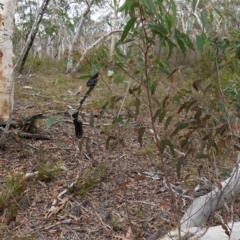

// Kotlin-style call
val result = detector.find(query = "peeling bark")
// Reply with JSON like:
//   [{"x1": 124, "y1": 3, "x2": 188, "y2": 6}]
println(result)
[{"x1": 0, "y1": 0, "x2": 18, "y2": 121}]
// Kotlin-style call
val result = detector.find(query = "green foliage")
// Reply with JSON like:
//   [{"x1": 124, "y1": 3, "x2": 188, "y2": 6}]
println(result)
[
  {"x1": 37, "y1": 163, "x2": 62, "y2": 182},
  {"x1": 0, "y1": 173, "x2": 27, "y2": 219},
  {"x1": 171, "y1": 122, "x2": 189, "y2": 137},
  {"x1": 112, "y1": 0, "x2": 240, "y2": 180},
  {"x1": 209, "y1": 30, "x2": 240, "y2": 73},
  {"x1": 137, "y1": 127, "x2": 146, "y2": 148},
  {"x1": 45, "y1": 116, "x2": 59, "y2": 129},
  {"x1": 77, "y1": 46, "x2": 109, "y2": 73},
  {"x1": 220, "y1": 73, "x2": 240, "y2": 111},
  {"x1": 121, "y1": 17, "x2": 137, "y2": 42},
  {"x1": 109, "y1": 218, "x2": 122, "y2": 231},
  {"x1": 190, "y1": 53, "x2": 213, "y2": 79},
  {"x1": 176, "y1": 156, "x2": 186, "y2": 179},
  {"x1": 45, "y1": 114, "x2": 64, "y2": 130},
  {"x1": 72, "y1": 165, "x2": 107, "y2": 197},
  {"x1": 14, "y1": 0, "x2": 240, "y2": 187},
  {"x1": 196, "y1": 34, "x2": 204, "y2": 52},
  {"x1": 118, "y1": 0, "x2": 194, "y2": 61}
]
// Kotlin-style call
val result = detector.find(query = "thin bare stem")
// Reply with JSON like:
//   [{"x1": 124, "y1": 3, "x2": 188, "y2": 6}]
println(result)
[{"x1": 138, "y1": 3, "x2": 175, "y2": 200}]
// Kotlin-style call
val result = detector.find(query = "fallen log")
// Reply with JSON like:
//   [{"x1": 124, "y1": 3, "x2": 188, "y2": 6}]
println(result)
[
  {"x1": 158, "y1": 222, "x2": 240, "y2": 240},
  {"x1": 181, "y1": 164, "x2": 240, "y2": 229},
  {"x1": 17, "y1": 132, "x2": 51, "y2": 140},
  {"x1": 152, "y1": 162, "x2": 240, "y2": 240}
]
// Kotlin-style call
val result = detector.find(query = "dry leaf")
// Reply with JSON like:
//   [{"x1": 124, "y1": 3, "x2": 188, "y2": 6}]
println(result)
[{"x1": 126, "y1": 227, "x2": 134, "y2": 239}]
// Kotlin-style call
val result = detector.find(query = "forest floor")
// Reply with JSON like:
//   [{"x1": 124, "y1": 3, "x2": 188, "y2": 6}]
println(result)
[{"x1": 0, "y1": 72, "x2": 237, "y2": 240}]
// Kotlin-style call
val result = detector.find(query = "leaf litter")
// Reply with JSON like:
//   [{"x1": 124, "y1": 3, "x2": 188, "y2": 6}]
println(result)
[{"x1": 0, "y1": 73, "x2": 216, "y2": 240}]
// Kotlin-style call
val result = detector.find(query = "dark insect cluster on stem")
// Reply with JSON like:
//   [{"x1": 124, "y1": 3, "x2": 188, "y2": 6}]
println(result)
[
  {"x1": 72, "y1": 72, "x2": 99, "y2": 139},
  {"x1": 86, "y1": 72, "x2": 99, "y2": 87}
]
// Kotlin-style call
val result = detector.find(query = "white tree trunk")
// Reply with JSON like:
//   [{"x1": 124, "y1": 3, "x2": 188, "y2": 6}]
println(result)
[
  {"x1": 156, "y1": 163, "x2": 240, "y2": 240},
  {"x1": 181, "y1": 164, "x2": 240, "y2": 229},
  {"x1": 46, "y1": 36, "x2": 52, "y2": 57},
  {"x1": 109, "y1": 0, "x2": 119, "y2": 57},
  {"x1": 66, "y1": 0, "x2": 94, "y2": 73},
  {"x1": 0, "y1": 0, "x2": 18, "y2": 121},
  {"x1": 158, "y1": 222, "x2": 240, "y2": 240}
]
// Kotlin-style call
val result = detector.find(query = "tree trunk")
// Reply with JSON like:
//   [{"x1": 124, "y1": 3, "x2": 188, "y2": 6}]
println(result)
[
  {"x1": 109, "y1": 0, "x2": 119, "y2": 57},
  {"x1": 66, "y1": 0, "x2": 94, "y2": 73},
  {"x1": 155, "y1": 163, "x2": 240, "y2": 240},
  {"x1": 180, "y1": 164, "x2": 240, "y2": 229},
  {"x1": 158, "y1": 222, "x2": 240, "y2": 240},
  {"x1": 0, "y1": 0, "x2": 18, "y2": 122},
  {"x1": 13, "y1": 0, "x2": 51, "y2": 74}
]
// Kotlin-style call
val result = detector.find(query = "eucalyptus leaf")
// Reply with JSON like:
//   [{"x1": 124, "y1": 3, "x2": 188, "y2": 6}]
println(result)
[
  {"x1": 135, "y1": 97, "x2": 141, "y2": 116},
  {"x1": 169, "y1": 0, "x2": 176, "y2": 23},
  {"x1": 138, "y1": 127, "x2": 146, "y2": 148},
  {"x1": 177, "y1": 39, "x2": 186, "y2": 53},
  {"x1": 176, "y1": 156, "x2": 185, "y2": 178},
  {"x1": 162, "y1": 95, "x2": 170, "y2": 109},
  {"x1": 79, "y1": 74, "x2": 91, "y2": 79},
  {"x1": 214, "y1": 8, "x2": 224, "y2": 19},
  {"x1": 121, "y1": 17, "x2": 137, "y2": 42},
  {"x1": 165, "y1": 139, "x2": 175, "y2": 156},
  {"x1": 148, "y1": 24, "x2": 168, "y2": 36},
  {"x1": 45, "y1": 116, "x2": 58, "y2": 129},
  {"x1": 148, "y1": 0, "x2": 158, "y2": 16},
  {"x1": 192, "y1": 0, "x2": 197, "y2": 12},
  {"x1": 209, "y1": 10, "x2": 214, "y2": 22},
  {"x1": 153, "y1": 108, "x2": 161, "y2": 123},
  {"x1": 152, "y1": 97, "x2": 161, "y2": 107},
  {"x1": 167, "y1": 39, "x2": 175, "y2": 58},
  {"x1": 112, "y1": 116, "x2": 123, "y2": 124},
  {"x1": 160, "y1": 139, "x2": 166, "y2": 154},
  {"x1": 200, "y1": 12, "x2": 205, "y2": 30},
  {"x1": 159, "y1": 110, "x2": 166, "y2": 123},
  {"x1": 171, "y1": 122, "x2": 189, "y2": 137},
  {"x1": 196, "y1": 35, "x2": 203, "y2": 52},
  {"x1": 165, "y1": 116, "x2": 173, "y2": 130}
]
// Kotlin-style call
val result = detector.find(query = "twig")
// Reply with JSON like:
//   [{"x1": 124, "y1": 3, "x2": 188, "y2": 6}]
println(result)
[
  {"x1": 128, "y1": 200, "x2": 157, "y2": 206},
  {"x1": 94, "y1": 210, "x2": 113, "y2": 232}
]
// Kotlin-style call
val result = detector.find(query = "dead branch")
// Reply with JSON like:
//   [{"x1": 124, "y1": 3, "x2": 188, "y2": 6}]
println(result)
[
  {"x1": 181, "y1": 164, "x2": 240, "y2": 229},
  {"x1": 17, "y1": 132, "x2": 51, "y2": 140},
  {"x1": 155, "y1": 163, "x2": 240, "y2": 240}
]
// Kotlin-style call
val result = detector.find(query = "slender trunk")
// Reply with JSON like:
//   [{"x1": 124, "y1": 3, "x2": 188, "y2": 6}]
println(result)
[
  {"x1": 66, "y1": 0, "x2": 94, "y2": 73},
  {"x1": 58, "y1": 38, "x2": 64, "y2": 61},
  {"x1": 55, "y1": 32, "x2": 62, "y2": 61},
  {"x1": 0, "y1": 0, "x2": 18, "y2": 146},
  {"x1": 0, "y1": 0, "x2": 18, "y2": 122},
  {"x1": 109, "y1": 0, "x2": 119, "y2": 57},
  {"x1": 46, "y1": 36, "x2": 52, "y2": 57},
  {"x1": 14, "y1": 0, "x2": 51, "y2": 74}
]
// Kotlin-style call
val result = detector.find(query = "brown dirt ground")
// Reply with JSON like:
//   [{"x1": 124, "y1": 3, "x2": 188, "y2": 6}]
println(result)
[{"x1": 0, "y1": 73, "x2": 239, "y2": 240}]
